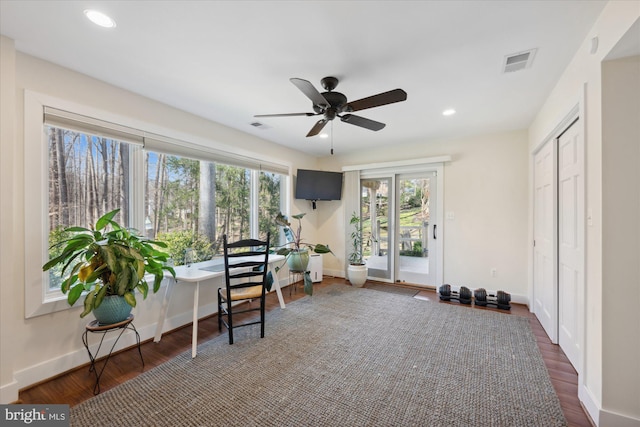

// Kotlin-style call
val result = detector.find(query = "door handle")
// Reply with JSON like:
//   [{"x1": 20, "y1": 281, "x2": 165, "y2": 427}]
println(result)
[{"x1": 433, "y1": 224, "x2": 437, "y2": 240}]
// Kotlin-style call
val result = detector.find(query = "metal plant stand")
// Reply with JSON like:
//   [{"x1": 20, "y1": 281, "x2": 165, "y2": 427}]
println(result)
[{"x1": 82, "y1": 314, "x2": 143, "y2": 394}]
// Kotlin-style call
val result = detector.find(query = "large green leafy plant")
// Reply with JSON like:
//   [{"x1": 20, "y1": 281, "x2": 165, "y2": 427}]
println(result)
[
  {"x1": 274, "y1": 212, "x2": 332, "y2": 295},
  {"x1": 43, "y1": 209, "x2": 176, "y2": 318},
  {"x1": 348, "y1": 211, "x2": 365, "y2": 265}
]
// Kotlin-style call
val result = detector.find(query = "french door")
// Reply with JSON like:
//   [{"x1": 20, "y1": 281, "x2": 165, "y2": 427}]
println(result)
[{"x1": 360, "y1": 170, "x2": 441, "y2": 287}]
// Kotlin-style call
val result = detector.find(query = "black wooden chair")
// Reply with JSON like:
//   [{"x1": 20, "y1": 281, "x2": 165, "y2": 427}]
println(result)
[{"x1": 217, "y1": 233, "x2": 270, "y2": 344}]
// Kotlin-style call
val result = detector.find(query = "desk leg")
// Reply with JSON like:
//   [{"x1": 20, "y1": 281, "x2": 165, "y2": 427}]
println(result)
[
  {"x1": 154, "y1": 278, "x2": 176, "y2": 343},
  {"x1": 191, "y1": 281, "x2": 200, "y2": 358},
  {"x1": 269, "y1": 264, "x2": 286, "y2": 309}
]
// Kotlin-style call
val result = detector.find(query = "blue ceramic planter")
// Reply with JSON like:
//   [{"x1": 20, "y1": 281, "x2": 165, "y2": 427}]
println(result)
[{"x1": 92, "y1": 295, "x2": 132, "y2": 325}]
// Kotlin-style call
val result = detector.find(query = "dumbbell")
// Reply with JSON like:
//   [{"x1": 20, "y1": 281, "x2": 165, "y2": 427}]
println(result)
[
  {"x1": 473, "y1": 288, "x2": 511, "y2": 310},
  {"x1": 438, "y1": 284, "x2": 472, "y2": 305}
]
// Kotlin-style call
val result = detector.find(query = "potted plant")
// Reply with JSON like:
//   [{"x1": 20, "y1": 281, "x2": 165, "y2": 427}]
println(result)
[
  {"x1": 347, "y1": 211, "x2": 368, "y2": 287},
  {"x1": 43, "y1": 209, "x2": 176, "y2": 324},
  {"x1": 274, "y1": 212, "x2": 333, "y2": 295}
]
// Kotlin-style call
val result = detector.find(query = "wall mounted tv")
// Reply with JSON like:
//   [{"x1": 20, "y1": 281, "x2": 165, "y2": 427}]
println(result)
[{"x1": 295, "y1": 169, "x2": 343, "y2": 203}]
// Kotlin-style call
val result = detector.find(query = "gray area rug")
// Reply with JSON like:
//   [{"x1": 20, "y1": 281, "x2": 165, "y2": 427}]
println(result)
[{"x1": 71, "y1": 284, "x2": 566, "y2": 427}]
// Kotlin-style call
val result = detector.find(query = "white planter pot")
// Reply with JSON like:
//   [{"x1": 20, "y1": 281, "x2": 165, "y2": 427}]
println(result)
[{"x1": 347, "y1": 264, "x2": 368, "y2": 287}]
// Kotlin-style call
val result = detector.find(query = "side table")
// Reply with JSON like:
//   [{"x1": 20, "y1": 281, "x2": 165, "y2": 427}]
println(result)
[{"x1": 82, "y1": 314, "x2": 143, "y2": 394}]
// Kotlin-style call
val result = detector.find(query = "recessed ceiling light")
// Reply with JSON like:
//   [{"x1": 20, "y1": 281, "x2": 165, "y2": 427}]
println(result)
[
  {"x1": 442, "y1": 109, "x2": 456, "y2": 116},
  {"x1": 84, "y1": 10, "x2": 116, "y2": 28},
  {"x1": 319, "y1": 133, "x2": 329, "y2": 139}
]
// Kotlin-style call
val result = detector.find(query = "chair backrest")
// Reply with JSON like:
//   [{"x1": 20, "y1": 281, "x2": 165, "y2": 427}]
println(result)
[{"x1": 222, "y1": 233, "x2": 270, "y2": 292}]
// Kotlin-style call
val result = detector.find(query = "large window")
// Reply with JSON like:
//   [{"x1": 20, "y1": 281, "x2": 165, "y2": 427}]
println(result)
[
  {"x1": 47, "y1": 126, "x2": 285, "y2": 278},
  {"x1": 47, "y1": 127, "x2": 132, "y2": 289},
  {"x1": 31, "y1": 94, "x2": 288, "y2": 316}
]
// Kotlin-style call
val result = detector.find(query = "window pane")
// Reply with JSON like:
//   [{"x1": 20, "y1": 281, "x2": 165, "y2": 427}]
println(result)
[
  {"x1": 215, "y1": 164, "x2": 250, "y2": 248},
  {"x1": 146, "y1": 154, "x2": 216, "y2": 265},
  {"x1": 258, "y1": 171, "x2": 282, "y2": 243},
  {"x1": 47, "y1": 126, "x2": 130, "y2": 289},
  {"x1": 145, "y1": 155, "x2": 258, "y2": 264}
]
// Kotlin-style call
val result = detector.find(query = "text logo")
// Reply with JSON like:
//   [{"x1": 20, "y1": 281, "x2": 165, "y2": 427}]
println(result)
[{"x1": 1, "y1": 405, "x2": 69, "y2": 426}]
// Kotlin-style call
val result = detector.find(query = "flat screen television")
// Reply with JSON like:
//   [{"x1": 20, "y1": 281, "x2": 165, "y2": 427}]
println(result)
[{"x1": 295, "y1": 169, "x2": 343, "y2": 201}]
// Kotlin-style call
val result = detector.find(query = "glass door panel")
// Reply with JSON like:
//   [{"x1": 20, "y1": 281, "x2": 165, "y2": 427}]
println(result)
[
  {"x1": 361, "y1": 178, "x2": 391, "y2": 280},
  {"x1": 396, "y1": 173, "x2": 436, "y2": 286}
]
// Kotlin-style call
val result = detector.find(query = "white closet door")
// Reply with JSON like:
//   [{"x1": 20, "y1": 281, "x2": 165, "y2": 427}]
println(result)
[
  {"x1": 557, "y1": 119, "x2": 584, "y2": 371},
  {"x1": 533, "y1": 139, "x2": 557, "y2": 342}
]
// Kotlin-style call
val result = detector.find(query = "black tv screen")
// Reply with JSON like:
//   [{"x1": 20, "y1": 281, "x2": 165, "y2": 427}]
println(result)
[{"x1": 295, "y1": 169, "x2": 343, "y2": 201}]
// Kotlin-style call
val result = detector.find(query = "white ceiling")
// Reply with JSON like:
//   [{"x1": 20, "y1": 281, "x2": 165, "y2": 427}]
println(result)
[{"x1": 1, "y1": 1, "x2": 608, "y2": 156}]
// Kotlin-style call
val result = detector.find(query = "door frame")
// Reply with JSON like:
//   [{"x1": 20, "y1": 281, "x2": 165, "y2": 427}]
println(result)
[
  {"x1": 529, "y1": 93, "x2": 585, "y2": 377},
  {"x1": 355, "y1": 159, "x2": 445, "y2": 288}
]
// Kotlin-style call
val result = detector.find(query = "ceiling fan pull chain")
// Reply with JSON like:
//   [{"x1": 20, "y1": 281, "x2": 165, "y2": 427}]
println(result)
[{"x1": 331, "y1": 121, "x2": 334, "y2": 155}]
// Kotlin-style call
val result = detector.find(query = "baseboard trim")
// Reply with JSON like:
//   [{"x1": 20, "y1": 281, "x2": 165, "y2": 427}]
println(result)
[
  {"x1": 580, "y1": 383, "x2": 600, "y2": 426},
  {"x1": 0, "y1": 379, "x2": 19, "y2": 404},
  {"x1": 10, "y1": 304, "x2": 220, "y2": 399},
  {"x1": 599, "y1": 409, "x2": 640, "y2": 427},
  {"x1": 323, "y1": 269, "x2": 344, "y2": 279}
]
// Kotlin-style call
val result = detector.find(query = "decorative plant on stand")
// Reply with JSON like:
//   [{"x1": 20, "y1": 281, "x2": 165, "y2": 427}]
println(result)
[
  {"x1": 274, "y1": 212, "x2": 333, "y2": 295},
  {"x1": 347, "y1": 211, "x2": 369, "y2": 287},
  {"x1": 43, "y1": 209, "x2": 176, "y2": 324}
]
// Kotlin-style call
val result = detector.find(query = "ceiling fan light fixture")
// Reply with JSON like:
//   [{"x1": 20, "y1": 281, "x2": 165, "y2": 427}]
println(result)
[
  {"x1": 319, "y1": 133, "x2": 329, "y2": 139},
  {"x1": 84, "y1": 10, "x2": 116, "y2": 28},
  {"x1": 442, "y1": 108, "x2": 456, "y2": 116},
  {"x1": 256, "y1": 77, "x2": 407, "y2": 138}
]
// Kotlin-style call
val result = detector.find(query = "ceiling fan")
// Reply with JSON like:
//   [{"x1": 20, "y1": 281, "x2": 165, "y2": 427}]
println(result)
[{"x1": 255, "y1": 77, "x2": 407, "y2": 137}]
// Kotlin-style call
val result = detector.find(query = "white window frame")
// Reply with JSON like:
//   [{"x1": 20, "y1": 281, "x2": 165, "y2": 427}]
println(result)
[{"x1": 24, "y1": 91, "x2": 290, "y2": 318}]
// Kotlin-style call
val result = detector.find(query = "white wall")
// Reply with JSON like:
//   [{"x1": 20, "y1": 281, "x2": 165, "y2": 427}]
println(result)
[
  {"x1": 319, "y1": 130, "x2": 530, "y2": 300},
  {"x1": 0, "y1": 43, "x2": 320, "y2": 403},
  {"x1": 528, "y1": 2, "x2": 640, "y2": 425},
  {"x1": 0, "y1": 36, "x2": 19, "y2": 403},
  {"x1": 601, "y1": 54, "x2": 640, "y2": 423}
]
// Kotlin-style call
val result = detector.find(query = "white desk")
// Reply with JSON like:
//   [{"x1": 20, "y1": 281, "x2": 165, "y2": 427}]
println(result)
[{"x1": 153, "y1": 254, "x2": 285, "y2": 357}]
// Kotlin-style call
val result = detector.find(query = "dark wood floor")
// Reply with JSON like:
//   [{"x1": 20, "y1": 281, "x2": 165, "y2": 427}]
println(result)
[{"x1": 18, "y1": 278, "x2": 593, "y2": 426}]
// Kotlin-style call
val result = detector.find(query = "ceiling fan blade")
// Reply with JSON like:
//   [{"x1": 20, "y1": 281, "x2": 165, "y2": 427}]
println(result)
[
  {"x1": 345, "y1": 88, "x2": 407, "y2": 112},
  {"x1": 254, "y1": 112, "x2": 317, "y2": 117},
  {"x1": 306, "y1": 119, "x2": 329, "y2": 137},
  {"x1": 340, "y1": 114, "x2": 386, "y2": 131},
  {"x1": 290, "y1": 78, "x2": 330, "y2": 108}
]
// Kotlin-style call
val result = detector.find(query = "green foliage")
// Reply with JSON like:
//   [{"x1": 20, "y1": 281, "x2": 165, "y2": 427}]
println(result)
[
  {"x1": 156, "y1": 230, "x2": 214, "y2": 265},
  {"x1": 349, "y1": 212, "x2": 376, "y2": 264},
  {"x1": 274, "y1": 212, "x2": 333, "y2": 255},
  {"x1": 43, "y1": 209, "x2": 176, "y2": 318},
  {"x1": 400, "y1": 241, "x2": 423, "y2": 257},
  {"x1": 273, "y1": 212, "x2": 333, "y2": 296},
  {"x1": 216, "y1": 165, "x2": 250, "y2": 241},
  {"x1": 47, "y1": 226, "x2": 73, "y2": 288},
  {"x1": 258, "y1": 172, "x2": 281, "y2": 242},
  {"x1": 157, "y1": 157, "x2": 200, "y2": 233},
  {"x1": 348, "y1": 211, "x2": 364, "y2": 265}
]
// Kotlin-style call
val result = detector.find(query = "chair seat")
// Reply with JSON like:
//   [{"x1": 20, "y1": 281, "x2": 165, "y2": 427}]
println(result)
[{"x1": 221, "y1": 285, "x2": 263, "y2": 301}]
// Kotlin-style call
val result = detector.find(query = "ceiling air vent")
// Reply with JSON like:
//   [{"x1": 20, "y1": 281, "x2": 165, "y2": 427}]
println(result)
[
  {"x1": 503, "y1": 48, "x2": 537, "y2": 73},
  {"x1": 250, "y1": 121, "x2": 270, "y2": 130}
]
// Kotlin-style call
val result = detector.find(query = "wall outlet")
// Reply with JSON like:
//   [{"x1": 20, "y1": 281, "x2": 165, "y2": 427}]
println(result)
[{"x1": 490, "y1": 268, "x2": 497, "y2": 277}]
